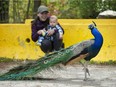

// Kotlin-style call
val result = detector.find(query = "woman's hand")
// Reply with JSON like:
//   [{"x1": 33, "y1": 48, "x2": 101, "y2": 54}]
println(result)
[
  {"x1": 47, "y1": 29, "x2": 55, "y2": 36},
  {"x1": 37, "y1": 30, "x2": 42, "y2": 35}
]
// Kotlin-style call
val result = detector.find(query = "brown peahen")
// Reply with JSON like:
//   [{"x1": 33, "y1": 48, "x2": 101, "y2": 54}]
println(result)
[{"x1": 0, "y1": 22, "x2": 103, "y2": 81}]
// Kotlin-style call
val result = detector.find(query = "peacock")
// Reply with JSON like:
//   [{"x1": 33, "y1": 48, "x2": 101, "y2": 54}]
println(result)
[{"x1": 0, "y1": 22, "x2": 103, "y2": 81}]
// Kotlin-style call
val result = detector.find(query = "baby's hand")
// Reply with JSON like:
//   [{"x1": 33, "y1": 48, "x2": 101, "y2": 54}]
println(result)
[
  {"x1": 59, "y1": 34, "x2": 63, "y2": 39},
  {"x1": 41, "y1": 30, "x2": 46, "y2": 36},
  {"x1": 47, "y1": 29, "x2": 55, "y2": 36},
  {"x1": 37, "y1": 29, "x2": 46, "y2": 36}
]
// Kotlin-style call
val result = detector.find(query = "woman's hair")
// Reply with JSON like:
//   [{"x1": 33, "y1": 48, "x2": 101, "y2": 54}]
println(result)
[{"x1": 31, "y1": 16, "x2": 39, "y2": 25}]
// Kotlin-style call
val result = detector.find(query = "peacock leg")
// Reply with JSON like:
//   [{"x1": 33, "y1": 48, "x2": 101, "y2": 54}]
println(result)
[
  {"x1": 80, "y1": 61, "x2": 90, "y2": 81},
  {"x1": 84, "y1": 61, "x2": 90, "y2": 81}
]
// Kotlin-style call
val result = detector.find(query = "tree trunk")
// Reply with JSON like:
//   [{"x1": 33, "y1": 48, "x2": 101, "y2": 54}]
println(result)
[
  {"x1": 0, "y1": 0, "x2": 9, "y2": 23},
  {"x1": 26, "y1": 0, "x2": 30, "y2": 19},
  {"x1": 33, "y1": 0, "x2": 41, "y2": 18}
]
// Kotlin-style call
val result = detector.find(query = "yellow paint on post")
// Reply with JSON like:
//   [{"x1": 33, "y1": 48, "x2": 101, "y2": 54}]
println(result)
[
  {"x1": 0, "y1": 19, "x2": 116, "y2": 62},
  {"x1": 0, "y1": 24, "x2": 44, "y2": 60}
]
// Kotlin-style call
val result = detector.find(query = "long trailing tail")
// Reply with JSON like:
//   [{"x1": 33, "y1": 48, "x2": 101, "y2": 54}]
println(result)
[
  {"x1": 0, "y1": 46, "x2": 74, "y2": 80},
  {"x1": 0, "y1": 39, "x2": 94, "y2": 80}
]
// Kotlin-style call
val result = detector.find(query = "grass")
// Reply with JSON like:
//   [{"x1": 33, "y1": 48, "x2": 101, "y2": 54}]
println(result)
[
  {"x1": 0, "y1": 57, "x2": 116, "y2": 65},
  {"x1": 0, "y1": 57, "x2": 14, "y2": 63},
  {"x1": 0, "y1": 57, "x2": 27, "y2": 63},
  {"x1": 0, "y1": 57, "x2": 35, "y2": 63},
  {"x1": 90, "y1": 60, "x2": 116, "y2": 65}
]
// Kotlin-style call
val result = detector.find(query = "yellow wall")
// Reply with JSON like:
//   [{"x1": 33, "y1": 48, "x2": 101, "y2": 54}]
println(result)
[{"x1": 0, "y1": 19, "x2": 116, "y2": 62}]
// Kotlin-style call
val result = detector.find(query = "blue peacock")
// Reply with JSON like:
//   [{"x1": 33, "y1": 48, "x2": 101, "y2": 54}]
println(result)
[{"x1": 0, "y1": 22, "x2": 103, "y2": 81}]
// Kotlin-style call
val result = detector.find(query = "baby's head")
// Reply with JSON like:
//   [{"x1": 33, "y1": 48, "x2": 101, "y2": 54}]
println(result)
[{"x1": 49, "y1": 15, "x2": 58, "y2": 27}]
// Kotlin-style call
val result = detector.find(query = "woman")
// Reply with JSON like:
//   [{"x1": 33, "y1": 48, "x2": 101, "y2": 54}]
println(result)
[{"x1": 31, "y1": 5, "x2": 64, "y2": 53}]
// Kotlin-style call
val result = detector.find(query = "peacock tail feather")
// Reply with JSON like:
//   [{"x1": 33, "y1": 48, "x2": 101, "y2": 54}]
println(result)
[{"x1": 0, "y1": 43, "x2": 80, "y2": 80}]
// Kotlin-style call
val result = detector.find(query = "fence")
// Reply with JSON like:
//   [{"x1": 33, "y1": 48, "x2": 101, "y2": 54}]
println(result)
[{"x1": 0, "y1": 19, "x2": 116, "y2": 62}]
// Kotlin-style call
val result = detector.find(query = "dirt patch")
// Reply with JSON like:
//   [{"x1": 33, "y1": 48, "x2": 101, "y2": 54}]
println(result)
[{"x1": 0, "y1": 62, "x2": 116, "y2": 87}]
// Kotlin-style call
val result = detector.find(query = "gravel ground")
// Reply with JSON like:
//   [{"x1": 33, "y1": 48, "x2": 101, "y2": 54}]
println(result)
[{"x1": 0, "y1": 62, "x2": 116, "y2": 87}]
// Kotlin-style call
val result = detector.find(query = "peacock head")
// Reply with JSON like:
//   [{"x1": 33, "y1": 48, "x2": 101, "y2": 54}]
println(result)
[
  {"x1": 88, "y1": 24, "x2": 94, "y2": 30},
  {"x1": 88, "y1": 21, "x2": 97, "y2": 30}
]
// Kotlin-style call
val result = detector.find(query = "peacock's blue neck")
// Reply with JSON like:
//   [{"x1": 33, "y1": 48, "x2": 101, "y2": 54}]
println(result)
[{"x1": 91, "y1": 28, "x2": 103, "y2": 48}]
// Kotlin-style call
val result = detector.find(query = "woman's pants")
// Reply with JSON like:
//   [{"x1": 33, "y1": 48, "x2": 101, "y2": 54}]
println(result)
[{"x1": 40, "y1": 32, "x2": 63, "y2": 53}]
